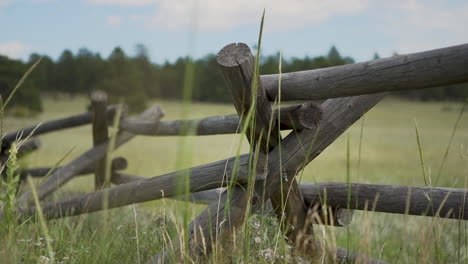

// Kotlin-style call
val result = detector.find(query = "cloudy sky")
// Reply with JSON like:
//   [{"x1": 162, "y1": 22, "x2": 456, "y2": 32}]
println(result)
[{"x1": 1, "y1": 0, "x2": 467, "y2": 63}]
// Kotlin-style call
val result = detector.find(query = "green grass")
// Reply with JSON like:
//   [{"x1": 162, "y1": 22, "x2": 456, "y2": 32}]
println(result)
[{"x1": 1, "y1": 95, "x2": 468, "y2": 263}]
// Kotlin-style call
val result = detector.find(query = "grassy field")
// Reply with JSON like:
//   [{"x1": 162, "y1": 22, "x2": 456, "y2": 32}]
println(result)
[{"x1": 1, "y1": 95, "x2": 468, "y2": 263}]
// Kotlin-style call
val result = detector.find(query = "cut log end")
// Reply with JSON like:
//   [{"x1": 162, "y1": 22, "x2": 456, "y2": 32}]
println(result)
[
  {"x1": 278, "y1": 102, "x2": 323, "y2": 130},
  {"x1": 216, "y1": 42, "x2": 252, "y2": 67},
  {"x1": 111, "y1": 156, "x2": 128, "y2": 171},
  {"x1": 91, "y1": 90, "x2": 108, "y2": 102}
]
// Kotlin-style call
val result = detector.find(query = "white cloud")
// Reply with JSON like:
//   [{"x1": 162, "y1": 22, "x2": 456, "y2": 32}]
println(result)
[
  {"x1": 86, "y1": 0, "x2": 368, "y2": 32},
  {"x1": 106, "y1": 15, "x2": 122, "y2": 26},
  {"x1": 0, "y1": 41, "x2": 31, "y2": 59},
  {"x1": 86, "y1": 0, "x2": 155, "y2": 6},
  {"x1": 144, "y1": 0, "x2": 368, "y2": 32},
  {"x1": 374, "y1": 0, "x2": 468, "y2": 54}
]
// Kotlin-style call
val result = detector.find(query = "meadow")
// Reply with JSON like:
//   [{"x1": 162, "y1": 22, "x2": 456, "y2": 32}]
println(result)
[{"x1": 1, "y1": 95, "x2": 468, "y2": 263}]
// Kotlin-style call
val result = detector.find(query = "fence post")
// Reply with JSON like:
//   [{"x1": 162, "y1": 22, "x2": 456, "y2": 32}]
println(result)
[{"x1": 91, "y1": 90, "x2": 110, "y2": 190}]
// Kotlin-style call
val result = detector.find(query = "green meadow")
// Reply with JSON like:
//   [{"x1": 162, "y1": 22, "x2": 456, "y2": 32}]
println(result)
[{"x1": 1, "y1": 95, "x2": 468, "y2": 263}]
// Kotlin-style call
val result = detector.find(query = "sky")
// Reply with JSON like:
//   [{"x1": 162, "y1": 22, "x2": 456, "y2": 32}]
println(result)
[{"x1": 1, "y1": 0, "x2": 467, "y2": 64}]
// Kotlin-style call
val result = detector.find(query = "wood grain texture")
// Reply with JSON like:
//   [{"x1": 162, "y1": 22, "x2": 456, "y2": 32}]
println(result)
[
  {"x1": 261, "y1": 43, "x2": 468, "y2": 101},
  {"x1": 91, "y1": 90, "x2": 110, "y2": 190},
  {"x1": 16, "y1": 105, "x2": 163, "y2": 205}
]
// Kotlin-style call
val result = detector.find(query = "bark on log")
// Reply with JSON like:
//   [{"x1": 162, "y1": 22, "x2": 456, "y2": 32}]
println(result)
[
  {"x1": 16, "y1": 105, "x2": 163, "y2": 204},
  {"x1": 261, "y1": 43, "x2": 468, "y2": 101},
  {"x1": 91, "y1": 90, "x2": 110, "y2": 190}
]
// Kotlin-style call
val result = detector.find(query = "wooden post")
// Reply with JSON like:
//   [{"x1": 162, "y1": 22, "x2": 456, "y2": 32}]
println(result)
[
  {"x1": 91, "y1": 90, "x2": 109, "y2": 190},
  {"x1": 217, "y1": 42, "x2": 281, "y2": 152}
]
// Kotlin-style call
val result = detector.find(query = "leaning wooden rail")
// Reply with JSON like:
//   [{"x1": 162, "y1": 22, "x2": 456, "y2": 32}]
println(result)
[
  {"x1": 262, "y1": 43, "x2": 468, "y2": 101},
  {"x1": 14, "y1": 156, "x2": 252, "y2": 221}
]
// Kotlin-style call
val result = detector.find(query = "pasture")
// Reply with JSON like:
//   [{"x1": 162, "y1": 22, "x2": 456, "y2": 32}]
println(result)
[{"x1": 2, "y1": 95, "x2": 467, "y2": 263}]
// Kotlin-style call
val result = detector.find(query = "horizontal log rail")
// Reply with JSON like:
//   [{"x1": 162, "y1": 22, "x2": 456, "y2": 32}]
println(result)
[
  {"x1": 301, "y1": 183, "x2": 468, "y2": 220},
  {"x1": 261, "y1": 43, "x2": 468, "y2": 101},
  {"x1": 132, "y1": 102, "x2": 322, "y2": 136}
]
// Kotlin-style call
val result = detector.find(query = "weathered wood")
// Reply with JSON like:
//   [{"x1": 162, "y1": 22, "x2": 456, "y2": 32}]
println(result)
[
  {"x1": 300, "y1": 183, "x2": 468, "y2": 220},
  {"x1": 2, "y1": 105, "x2": 120, "y2": 143},
  {"x1": 15, "y1": 156, "x2": 252, "y2": 221},
  {"x1": 19, "y1": 157, "x2": 127, "y2": 180},
  {"x1": 91, "y1": 90, "x2": 110, "y2": 190},
  {"x1": 218, "y1": 42, "x2": 317, "y2": 254},
  {"x1": 129, "y1": 102, "x2": 320, "y2": 136},
  {"x1": 16, "y1": 105, "x2": 164, "y2": 204},
  {"x1": 151, "y1": 94, "x2": 385, "y2": 263},
  {"x1": 261, "y1": 43, "x2": 468, "y2": 101},
  {"x1": 217, "y1": 42, "x2": 281, "y2": 152}
]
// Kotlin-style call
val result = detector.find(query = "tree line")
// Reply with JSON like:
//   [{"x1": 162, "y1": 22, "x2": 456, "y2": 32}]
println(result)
[{"x1": 1, "y1": 44, "x2": 467, "y2": 114}]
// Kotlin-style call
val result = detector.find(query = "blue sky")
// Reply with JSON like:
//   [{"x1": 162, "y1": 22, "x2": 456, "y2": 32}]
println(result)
[{"x1": 1, "y1": 0, "x2": 467, "y2": 64}]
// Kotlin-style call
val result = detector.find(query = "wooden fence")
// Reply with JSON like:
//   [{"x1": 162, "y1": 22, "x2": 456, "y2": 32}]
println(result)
[{"x1": 1, "y1": 42, "x2": 468, "y2": 264}]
